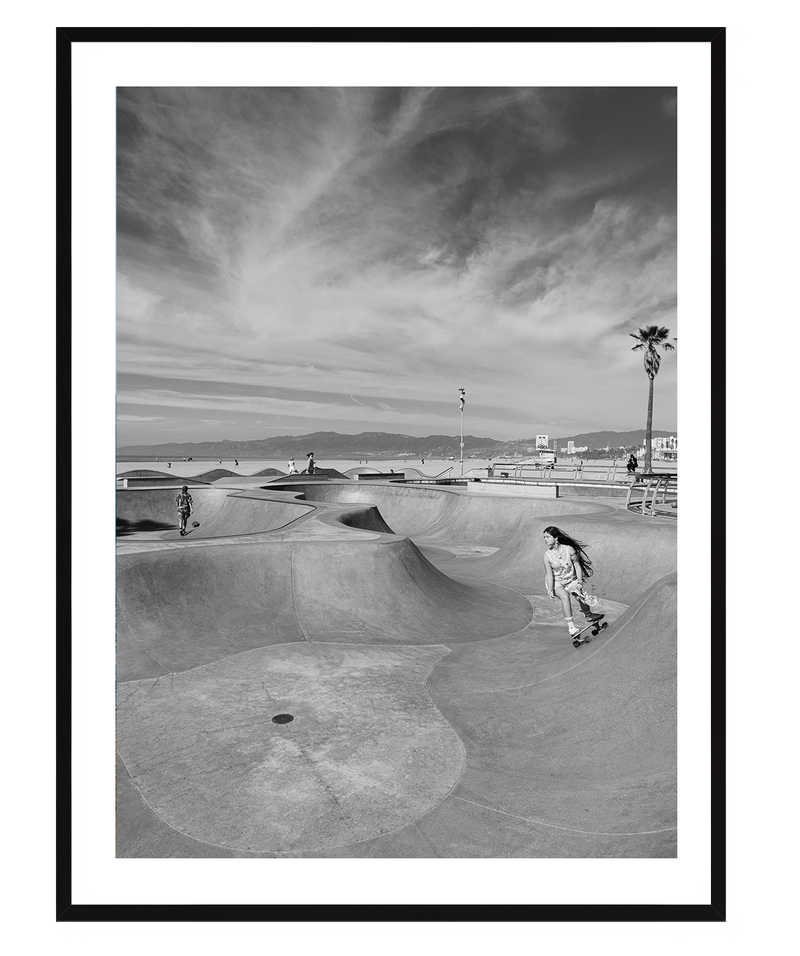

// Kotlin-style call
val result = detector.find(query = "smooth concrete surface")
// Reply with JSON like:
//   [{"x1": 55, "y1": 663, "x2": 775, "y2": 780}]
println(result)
[
  {"x1": 117, "y1": 487, "x2": 314, "y2": 539},
  {"x1": 453, "y1": 481, "x2": 558, "y2": 497},
  {"x1": 116, "y1": 480, "x2": 677, "y2": 858}
]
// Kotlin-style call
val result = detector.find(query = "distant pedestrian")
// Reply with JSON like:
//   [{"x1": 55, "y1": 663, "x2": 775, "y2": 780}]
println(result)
[
  {"x1": 626, "y1": 453, "x2": 638, "y2": 476},
  {"x1": 306, "y1": 452, "x2": 316, "y2": 475},
  {"x1": 176, "y1": 485, "x2": 194, "y2": 536},
  {"x1": 167, "y1": 462, "x2": 171, "y2": 468},
  {"x1": 542, "y1": 526, "x2": 603, "y2": 639},
  {"x1": 234, "y1": 459, "x2": 239, "y2": 468},
  {"x1": 287, "y1": 457, "x2": 299, "y2": 474}
]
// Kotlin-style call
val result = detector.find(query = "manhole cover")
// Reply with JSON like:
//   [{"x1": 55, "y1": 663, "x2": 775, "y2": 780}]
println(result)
[{"x1": 272, "y1": 713, "x2": 294, "y2": 724}]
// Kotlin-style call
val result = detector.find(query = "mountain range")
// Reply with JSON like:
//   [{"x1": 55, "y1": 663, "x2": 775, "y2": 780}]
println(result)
[{"x1": 117, "y1": 429, "x2": 676, "y2": 459}]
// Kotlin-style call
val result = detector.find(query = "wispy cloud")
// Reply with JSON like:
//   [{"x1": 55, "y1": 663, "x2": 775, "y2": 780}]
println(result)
[
  {"x1": 117, "y1": 87, "x2": 677, "y2": 443},
  {"x1": 117, "y1": 413, "x2": 166, "y2": 422}
]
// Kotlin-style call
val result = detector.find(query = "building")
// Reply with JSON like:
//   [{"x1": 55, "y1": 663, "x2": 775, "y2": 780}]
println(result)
[
  {"x1": 651, "y1": 436, "x2": 678, "y2": 459},
  {"x1": 567, "y1": 441, "x2": 575, "y2": 454}
]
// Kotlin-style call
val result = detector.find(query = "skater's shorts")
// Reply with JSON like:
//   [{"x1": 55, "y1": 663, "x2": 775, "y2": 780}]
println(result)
[{"x1": 565, "y1": 581, "x2": 598, "y2": 606}]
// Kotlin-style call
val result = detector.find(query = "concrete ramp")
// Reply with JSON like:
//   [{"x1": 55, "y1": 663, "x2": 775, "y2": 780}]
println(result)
[
  {"x1": 116, "y1": 487, "x2": 230, "y2": 535},
  {"x1": 435, "y1": 508, "x2": 677, "y2": 604},
  {"x1": 117, "y1": 488, "x2": 314, "y2": 540},
  {"x1": 423, "y1": 574, "x2": 677, "y2": 855},
  {"x1": 280, "y1": 480, "x2": 607, "y2": 545},
  {"x1": 116, "y1": 480, "x2": 677, "y2": 859},
  {"x1": 117, "y1": 535, "x2": 533, "y2": 681},
  {"x1": 116, "y1": 544, "x2": 304, "y2": 679},
  {"x1": 284, "y1": 482, "x2": 675, "y2": 604},
  {"x1": 115, "y1": 573, "x2": 676, "y2": 857}
]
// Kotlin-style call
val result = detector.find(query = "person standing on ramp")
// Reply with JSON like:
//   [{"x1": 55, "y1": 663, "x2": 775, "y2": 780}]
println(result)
[{"x1": 176, "y1": 485, "x2": 194, "y2": 536}]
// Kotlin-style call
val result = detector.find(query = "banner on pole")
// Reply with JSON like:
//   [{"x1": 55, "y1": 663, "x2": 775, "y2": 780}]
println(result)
[
  {"x1": 535, "y1": 435, "x2": 549, "y2": 449},
  {"x1": 459, "y1": 388, "x2": 465, "y2": 411}
]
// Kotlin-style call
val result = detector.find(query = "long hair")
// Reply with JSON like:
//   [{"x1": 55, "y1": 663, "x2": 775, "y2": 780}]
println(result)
[{"x1": 543, "y1": 525, "x2": 594, "y2": 578}]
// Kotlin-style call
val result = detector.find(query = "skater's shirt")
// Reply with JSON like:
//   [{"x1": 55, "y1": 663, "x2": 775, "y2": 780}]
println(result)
[{"x1": 176, "y1": 490, "x2": 193, "y2": 512}]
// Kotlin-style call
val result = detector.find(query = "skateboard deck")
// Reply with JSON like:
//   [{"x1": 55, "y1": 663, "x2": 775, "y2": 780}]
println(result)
[{"x1": 572, "y1": 615, "x2": 608, "y2": 647}]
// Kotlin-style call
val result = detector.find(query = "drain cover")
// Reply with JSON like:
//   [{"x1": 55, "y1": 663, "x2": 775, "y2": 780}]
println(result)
[{"x1": 272, "y1": 713, "x2": 294, "y2": 724}]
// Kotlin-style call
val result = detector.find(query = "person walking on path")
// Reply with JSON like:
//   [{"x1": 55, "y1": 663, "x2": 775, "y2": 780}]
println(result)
[
  {"x1": 306, "y1": 452, "x2": 316, "y2": 475},
  {"x1": 542, "y1": 526, "x2": 603, "y2": 639},
  {"x1": 176, "y1": 485, "x2": 194, "y2": 535},
  {"x1": 287, "y1": 457, "x2": 299, "y2": 474}
]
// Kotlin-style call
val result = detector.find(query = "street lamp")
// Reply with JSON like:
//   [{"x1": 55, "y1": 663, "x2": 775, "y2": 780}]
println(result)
[{"x1": 458, "y1": 388, "x2": 465, "y2": 476}]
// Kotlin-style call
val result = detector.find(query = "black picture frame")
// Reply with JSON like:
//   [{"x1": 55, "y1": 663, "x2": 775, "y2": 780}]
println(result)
[{"x1": 57, "y1": 26, "x2": 725, "y2": 922}]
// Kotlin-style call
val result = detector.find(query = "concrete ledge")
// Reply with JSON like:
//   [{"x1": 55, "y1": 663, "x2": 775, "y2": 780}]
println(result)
[
  {"x1": 559, "y1": 483, "x2": 629, "y2": 498},
  {"x1": 117, "y1": 476, "x2": 212, "y2": 488},
  {"x1": 403, "y1": 478, "x2": 628, "y2": 498},
  {"x1": 461, "y1": 481, "x2": 557, "y2": 497}
]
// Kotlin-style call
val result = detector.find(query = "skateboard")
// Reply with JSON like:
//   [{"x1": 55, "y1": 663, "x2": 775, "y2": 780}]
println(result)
[{"x1": 572, "y1": 615, "x2": 608, "y2": 647}]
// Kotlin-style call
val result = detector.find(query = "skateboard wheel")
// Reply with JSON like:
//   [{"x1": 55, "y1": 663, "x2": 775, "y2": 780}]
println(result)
[
  {"x1": 572, "y1": 640, "x2": 580, "y2": 648},
  {"x1": 585, "y1": 635, "x2": 592, "y2": 643}
]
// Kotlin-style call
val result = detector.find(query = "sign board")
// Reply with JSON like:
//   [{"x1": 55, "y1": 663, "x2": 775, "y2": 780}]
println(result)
[{"x1": 535, "y1": 435, "x2": 549, "y2": 450}]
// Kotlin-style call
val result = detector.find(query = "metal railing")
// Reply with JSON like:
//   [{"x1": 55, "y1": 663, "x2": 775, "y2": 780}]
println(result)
[
  {"x1": 491, "y1": 462, "x2": 622, "y2": 481},
  {"x1": 626, "y1": 473, "x2": 678, "y2": 517}
]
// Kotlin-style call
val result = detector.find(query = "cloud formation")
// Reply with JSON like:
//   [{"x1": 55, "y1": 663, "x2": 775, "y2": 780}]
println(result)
[{"x1": 117, "y1": 87, "x2": 677, "y2": 443}]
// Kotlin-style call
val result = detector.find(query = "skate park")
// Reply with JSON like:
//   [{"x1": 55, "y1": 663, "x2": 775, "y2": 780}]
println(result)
[{"x1": 115, "y1": 469, "x2": 677, "y2": 858}]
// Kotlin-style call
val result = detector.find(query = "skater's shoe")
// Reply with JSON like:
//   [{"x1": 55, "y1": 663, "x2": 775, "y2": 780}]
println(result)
[
  {"x1": 584, "y1": 612, "x2": 604, "y2": 623},
  {"x1": 568, "y1": 623, "x2": 581, "y2": 638}
]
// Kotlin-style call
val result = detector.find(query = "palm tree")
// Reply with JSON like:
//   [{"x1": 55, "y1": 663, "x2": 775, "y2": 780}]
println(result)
[{"x1": 629, "y1": 326, "x2": 675, "y2": 473}]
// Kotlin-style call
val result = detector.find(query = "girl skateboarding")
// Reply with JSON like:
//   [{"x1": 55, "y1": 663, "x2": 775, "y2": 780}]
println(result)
[{"x1": 542, "y1": 526, "x2": 603, "y2": 639}]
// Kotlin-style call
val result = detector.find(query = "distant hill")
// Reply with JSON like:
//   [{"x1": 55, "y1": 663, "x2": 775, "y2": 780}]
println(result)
[{"x1": 117, "y1": 429, "x2": 676, "y2": 459}]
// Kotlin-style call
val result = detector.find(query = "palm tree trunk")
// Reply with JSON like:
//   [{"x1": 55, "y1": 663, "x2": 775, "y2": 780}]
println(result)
[{"x1": 645, "y1": 375, "x2": 654, "y2": 473}]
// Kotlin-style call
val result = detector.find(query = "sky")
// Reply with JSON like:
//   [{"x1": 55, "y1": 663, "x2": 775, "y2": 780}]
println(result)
[{"x1": 116, "y1": 87, "x2": 677, "y2": 446}]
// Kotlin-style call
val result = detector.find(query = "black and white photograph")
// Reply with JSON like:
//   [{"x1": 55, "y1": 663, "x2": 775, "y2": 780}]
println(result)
[
  {"x1": 53, "y1": 27, "x2": 728, "y2": 922},
  {"x1": 114, "y1": 84, "x2": 679, "y2": 861}
]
